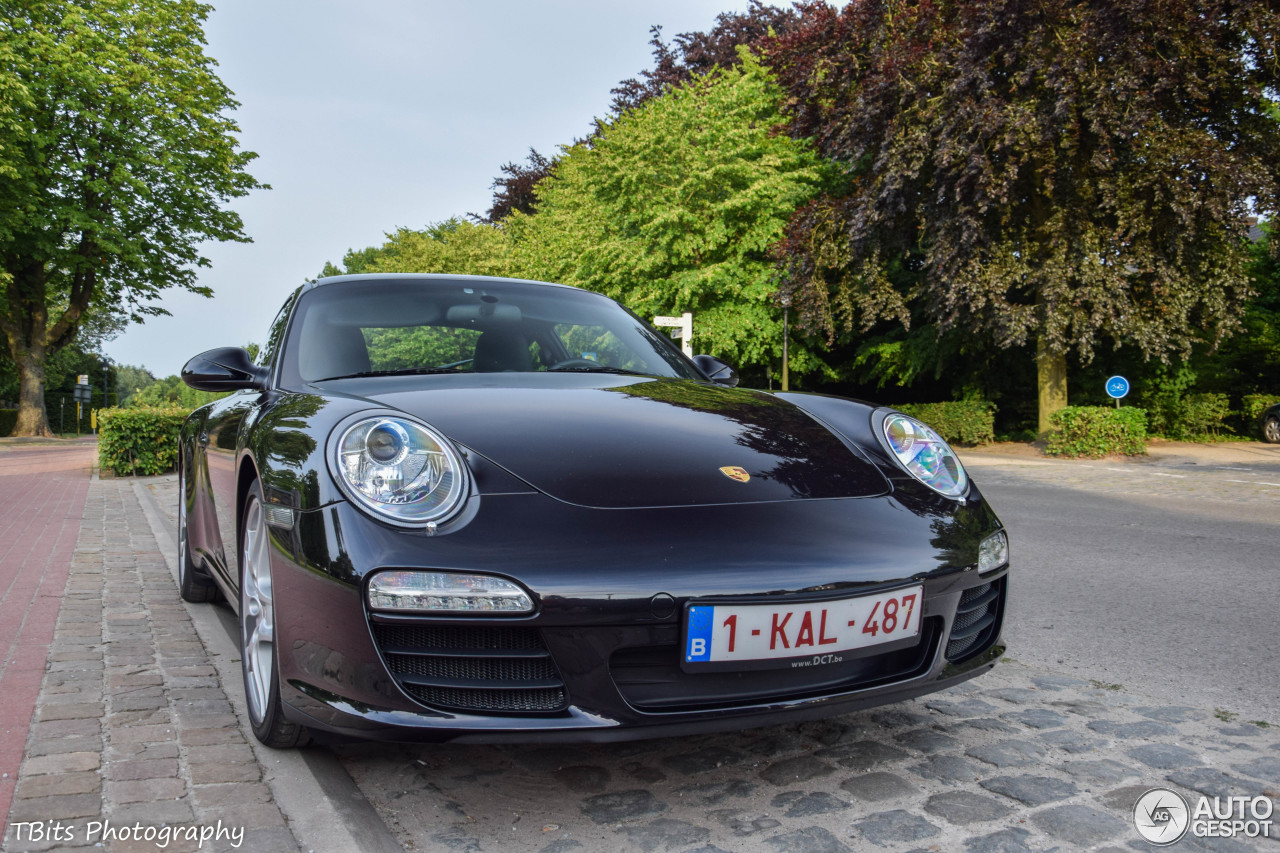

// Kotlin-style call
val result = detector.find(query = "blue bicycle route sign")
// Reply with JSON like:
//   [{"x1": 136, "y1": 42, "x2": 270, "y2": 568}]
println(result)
[{"x1": 1105, "y1": 375, "x2": 1130, "y2": 399}]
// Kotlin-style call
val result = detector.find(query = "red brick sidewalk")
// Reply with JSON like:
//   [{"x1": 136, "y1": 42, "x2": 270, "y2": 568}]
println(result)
[{"x1": 0, "y1": 439, "x2": 96, "y2": 835}]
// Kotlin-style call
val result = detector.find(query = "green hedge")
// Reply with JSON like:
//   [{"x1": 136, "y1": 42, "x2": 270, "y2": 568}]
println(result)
[
  {"x1": 894, "y1": 400, "x2": 996, "y2": 446},
  {"x1": 1242, "y1": 394, "x2": 1280, "y2": 438},
  {"x1": 98, "y1": 407, "x2": 188, "y2": 476},
  {"x1": 0, "y1": 409, "x2": 15, "y2": 437},
  {"x1": 1173, "y1": 392, "x2": 1232, "y2": 438},
  {"x1": 1045, "y1": 406, "x2": 1148, "y2": 458}
]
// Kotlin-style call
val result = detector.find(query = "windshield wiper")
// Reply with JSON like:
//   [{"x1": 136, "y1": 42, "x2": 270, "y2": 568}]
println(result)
[
  {"x1": 546, "y1": 366, "x2": 650, "y2": 377},
  {"x1": 314, "y1": 367, "x2": 460, "y2": 381}
]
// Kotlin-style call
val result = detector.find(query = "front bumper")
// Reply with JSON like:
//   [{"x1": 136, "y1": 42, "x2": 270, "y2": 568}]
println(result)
[{"x1": 269, "y1": 490, "x2": 1008, "y2": 743}]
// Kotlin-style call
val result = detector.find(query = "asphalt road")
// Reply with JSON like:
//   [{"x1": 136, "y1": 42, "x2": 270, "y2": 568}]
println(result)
[{"x1": 968, "y1": 446, "x2": 1280, "y2": 723}]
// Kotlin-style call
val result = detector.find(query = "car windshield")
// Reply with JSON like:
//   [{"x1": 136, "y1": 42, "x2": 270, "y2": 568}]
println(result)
[{"x1": 281, "y1": 276, "x2": 701, "y2": 384}]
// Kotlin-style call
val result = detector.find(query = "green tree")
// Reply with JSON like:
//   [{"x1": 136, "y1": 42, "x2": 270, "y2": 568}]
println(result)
[
  {"x1": 0, "y1": 0, "x2": 264, "y2": 436},
  {"x1": 321, "y1": 219, "x2": 514, "y2": 279},
  {"x1": 127, "y1": 374, "x2": 223, "y2": 410},
  {"x1": 764, "y1": 0, "x2": 1280, "y2": 434},
  {"x1": 481, "y1": 4, "x2": 800, "y2": 225},
  {"x1": 114, "y1": 363, "x2": 156, "y2": 407},
  {"x1": 511, "y1": 53, "x2": 835, "y2": 379}
]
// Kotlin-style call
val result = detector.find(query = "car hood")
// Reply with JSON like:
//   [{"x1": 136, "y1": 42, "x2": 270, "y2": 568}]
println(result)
[{"x1": 333, "y1": 375, "x2": 891, "y2": 509}]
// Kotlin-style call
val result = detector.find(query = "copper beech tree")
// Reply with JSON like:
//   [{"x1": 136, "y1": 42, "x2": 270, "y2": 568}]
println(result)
[
  {"x1": 763, "y1": 0, "x2": 1280, "y2": 434},
  {"x1": 0, "y1": 0, "x2": 263, "y2": 435}
]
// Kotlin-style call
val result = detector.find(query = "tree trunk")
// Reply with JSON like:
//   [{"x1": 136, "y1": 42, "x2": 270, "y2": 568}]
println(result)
[
  {"x1": 12, "y1": 346, "x2": 53, "y2": 437},
  {"x1": 3, "y1": 260, "x2": 58, "y2": 437},
  {"x1": 1036, "y1": 334, "x2": 1068, "y2": 438}
]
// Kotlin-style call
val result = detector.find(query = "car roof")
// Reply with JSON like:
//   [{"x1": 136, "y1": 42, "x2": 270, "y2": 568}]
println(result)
[{"x1": 305, "y1": 273, "x2": 586, "y2": 293}]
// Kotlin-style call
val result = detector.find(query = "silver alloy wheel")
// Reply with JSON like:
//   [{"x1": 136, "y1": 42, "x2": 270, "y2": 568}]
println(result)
[
  {"x1": 1266, "y1": 417, "x2": 1280, "y2": 444},
  {"x1": 240, "y1": 495, "x2": 275, "y2": 725}
]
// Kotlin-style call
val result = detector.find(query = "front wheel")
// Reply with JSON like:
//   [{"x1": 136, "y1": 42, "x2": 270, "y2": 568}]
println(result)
[
  {"x1": 177, "y1": 465, "x2": 218, "y2": 603},
  {"x1": 1264, "y1": 416, "x2": 1280, "y2": 444},
  {"x1": 240, "y1": 480, "x2": 309, "y2": 748}
]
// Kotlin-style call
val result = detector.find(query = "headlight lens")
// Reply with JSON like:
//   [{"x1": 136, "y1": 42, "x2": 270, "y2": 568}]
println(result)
[
  {"x1": 978, "y1": 530, "x2": 1009, "y2": 574},
  {"x1": 882, "y1": 413, "x2": 969, "y2": 498},
  {"x1": 367, "y1": 571, "x2": 533, "y2": 613},
  {"x1": 334, "y1": 416, "x2": 466, "y2": 526}
]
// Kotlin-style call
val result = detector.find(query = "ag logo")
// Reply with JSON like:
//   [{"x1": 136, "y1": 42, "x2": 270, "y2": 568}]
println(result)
[
  {"x1": 1133, "y1": 788, "x2": 1190, "y2": 845},
  {"x1": 719, "y1": 466, "x2": 750, "y2": 483}
]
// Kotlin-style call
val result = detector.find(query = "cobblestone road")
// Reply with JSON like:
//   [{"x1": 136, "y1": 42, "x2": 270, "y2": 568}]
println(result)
[
  {"x1": 4, "y1": 442, "x2": 1277, "y2": 853},
  {"x1": 336, "y1": 663, "x2": 1280, "y2": 852},
  {"x1": 329, "y1": 445, "x2": 1280, "y2": 853}
]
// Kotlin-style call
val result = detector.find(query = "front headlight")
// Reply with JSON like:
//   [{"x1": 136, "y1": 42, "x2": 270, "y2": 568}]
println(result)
[
  {"x1": 332, "y1": 415, "x2": 467, "y2": 526},
  {"x1": 881, "y1": 413, "x2": 969, "y2": 498}
]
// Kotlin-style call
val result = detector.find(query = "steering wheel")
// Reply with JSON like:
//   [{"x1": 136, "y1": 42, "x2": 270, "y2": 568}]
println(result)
[{"x1": 548, "y1": 358, "x2": 602, "y2": 370}]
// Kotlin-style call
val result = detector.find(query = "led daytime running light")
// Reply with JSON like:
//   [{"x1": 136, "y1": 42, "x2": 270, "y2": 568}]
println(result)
[{"x1": 367, "y1": 571, "x2": 533, "y2": 613}]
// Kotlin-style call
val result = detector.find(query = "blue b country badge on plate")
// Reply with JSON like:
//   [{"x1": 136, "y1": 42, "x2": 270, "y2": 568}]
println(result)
[{"x1": 686, "y1": 605, "x2": 714, "y2": 662}]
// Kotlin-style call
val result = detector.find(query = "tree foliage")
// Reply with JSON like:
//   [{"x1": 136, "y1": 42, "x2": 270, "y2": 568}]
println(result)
[
  {"x1": 482, "y1": 3, "x2": 799, "y2": 224},
  {"x1": 481, "y1": 148, "x2": 554, "y2": 223},
  {"x1": 0, "y1": 0, "x2": 263, "y2": 435},
  {"x1": 762, "y1": 0, "x2": 1280, "y2": 429},
  {"x1": 511, "y1": 54, "x2": 835, "y2": 378},
  {"x1": 114, "y1": 363, "x2": 157, "y2": 406},
  {"x1": 127, "y1": 374, "x2": 223, "y2": 410},
  {"x1": 321, "y1": 219, "x2": 514, "y2": 279},
  {"x1": 609, "y1": 1, "x2": 800, "y2": 114}
]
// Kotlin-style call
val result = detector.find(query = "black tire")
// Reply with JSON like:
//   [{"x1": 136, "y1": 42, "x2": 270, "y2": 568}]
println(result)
[
  {"x1": 177, "y1": 464, "x2": 219, "y2": 603},
  {"x1": 1265, "y1": 416, "x2": 1280, "y2": 445},
  {"x1": 239, "y1": 479, "x2": 309, "y2": 748}
]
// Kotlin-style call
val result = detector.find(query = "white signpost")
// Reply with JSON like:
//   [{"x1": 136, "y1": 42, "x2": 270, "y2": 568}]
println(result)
[{"x1": 653, "y1": 313, "x2": 693, "y2": 358}]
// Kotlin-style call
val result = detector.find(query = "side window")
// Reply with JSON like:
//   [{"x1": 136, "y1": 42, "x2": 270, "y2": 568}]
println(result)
[
  {"x1": 363, "y1": 326, "x2": 483, "y2": 371},
  {"x1": 259, "y1": 288, "x2": 301, "y2": 371}
]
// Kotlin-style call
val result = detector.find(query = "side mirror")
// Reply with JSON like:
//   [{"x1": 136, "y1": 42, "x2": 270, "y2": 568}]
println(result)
[
  {"x1": 181, "y1": 347, "x2": 269, "y2": 392},
  {"x1": 692, "y1": 354, "x2": 739, "y2": 388}
]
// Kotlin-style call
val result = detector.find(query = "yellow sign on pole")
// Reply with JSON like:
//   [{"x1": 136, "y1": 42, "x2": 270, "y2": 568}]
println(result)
[{"x1": 91, "y1": 409, "x2": 97, "y2": 431}]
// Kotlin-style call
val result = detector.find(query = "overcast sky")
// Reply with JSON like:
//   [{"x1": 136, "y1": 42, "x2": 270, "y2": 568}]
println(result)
[{"x1": 103, "y1": 0, "x2": 759, "y2": 377}]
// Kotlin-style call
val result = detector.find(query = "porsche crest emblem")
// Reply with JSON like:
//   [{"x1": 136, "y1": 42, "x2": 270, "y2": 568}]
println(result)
[{"x1": 719, "y1": 466, "x2": 750, "y2": 483}]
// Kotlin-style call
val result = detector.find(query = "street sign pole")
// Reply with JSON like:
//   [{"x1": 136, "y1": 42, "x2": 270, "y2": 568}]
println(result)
[
  {"x1": 74, "y1": 376, "x2": 92, "y2": 435},
  {"x1": 653, "y1": 313, "x2": 694, "y2": 358},
  {"x1": 780, "y1": 294, "x2": 791, "y2": 392}
]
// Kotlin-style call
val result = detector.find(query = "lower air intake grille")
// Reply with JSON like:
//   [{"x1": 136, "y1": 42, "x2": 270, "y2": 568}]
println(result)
[
  {"x1": 371, "y1": 623, "x2": 567, "y2": 714},
  {"x1": 610, "y1": 618, "x2": 941, "y2": 713},
  {"x1": 403, "y1": 684, "x2": 566, "y2": 714},
  {"x1": 945, "y1": 579, "x2": 1003, "y2": 662}
]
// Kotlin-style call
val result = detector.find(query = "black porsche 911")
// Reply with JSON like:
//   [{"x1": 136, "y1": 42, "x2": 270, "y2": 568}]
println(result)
[{"x1": 178, "y1": 273, "x2": 1009, "y2": 748}]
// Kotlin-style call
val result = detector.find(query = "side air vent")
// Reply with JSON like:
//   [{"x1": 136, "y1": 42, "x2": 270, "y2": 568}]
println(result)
[
  {"x1": 371, "y1": 623, "x2": 567, "y2": 714},
  {"x1": 945, "y1": 580, "x2": 1003, "y2": 662}
]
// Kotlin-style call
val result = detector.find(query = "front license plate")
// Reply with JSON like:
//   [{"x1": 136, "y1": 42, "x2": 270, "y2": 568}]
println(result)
[{"x1": 684, "y1": 585, "x2": 923, "y2": 670}]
